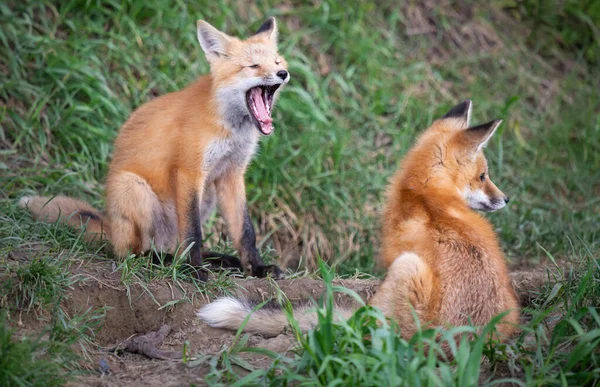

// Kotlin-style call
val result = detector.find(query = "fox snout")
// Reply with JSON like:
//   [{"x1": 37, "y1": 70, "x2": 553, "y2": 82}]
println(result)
[
  {"x1": 484, "y1": 179, "x2": 509, "y2": 211},
  {"x1": 265, "y1": 69, "x2": 290, "y2": 85},
  {"x1": 276, "y1": 70, "x2": 288, "y2": 81},
  {"x1": 464, "y1": 181, "x2": 509, "y2": 212},
  {"x1": 488, "y1": 193, "x2": 510, "y2": 211}
]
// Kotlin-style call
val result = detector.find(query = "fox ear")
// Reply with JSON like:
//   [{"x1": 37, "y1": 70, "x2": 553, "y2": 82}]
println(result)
[
  {"x1": 254, "y1": 17, "x2": 278, "y2": 45},
  {"x1": 442, "y1": 99, "x2": 472, "y2": 128},
  {"x1": 464, "y1": 119, "x2": 502, "y2": 156},
  {"x1": 197, "y1": 20, "x2": 231, "y2": 62}
]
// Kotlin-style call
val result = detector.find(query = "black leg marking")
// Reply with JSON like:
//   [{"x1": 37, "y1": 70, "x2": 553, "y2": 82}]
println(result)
[
  {"x1": 241, "y1": 207, "x2": 284, "y2": 279},
  {"x1": 149, "y1": 251, "x2": 174, "y2": 266},
  {"x1": 187, "y1": 191, "x2": 203, "y2": 268},
  {"x1": 185, "y1": 193, "x2": 242, "y2": 281},
  {"x1": 202, "y1": 252, "x2": 243, "y2": 270},
  {"x1": 145, "y1": 250, "x2": 237, "y2": 281},
  {"x1": 241, "y1": 207, "x2": 259, "y2": 267}
]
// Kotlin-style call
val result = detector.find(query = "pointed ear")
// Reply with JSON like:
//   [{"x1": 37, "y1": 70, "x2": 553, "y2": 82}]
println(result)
[
  {"x1": 464, "y1": 119, "x2": 502, "y2": 156},
  {"x1": 197, "y1": 20, "x2": 231, "y2": 62},
  {"x1": 254, "y1": 17, "x2": 278, "y2": 45},
  {"x1": 442, "y1": 99, "x2": 472, "y2": 128}
]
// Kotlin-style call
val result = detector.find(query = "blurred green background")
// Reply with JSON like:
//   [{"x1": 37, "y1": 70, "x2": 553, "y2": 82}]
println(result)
[{"x1": 1, "y1": 0, "x2": 599, "y2": 274}]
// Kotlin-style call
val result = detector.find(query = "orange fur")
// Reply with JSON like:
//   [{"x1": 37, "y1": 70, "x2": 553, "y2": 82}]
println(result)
[
  {"x1": 372, "y1": 100, "x2": 519, "y2": 341},
  {"x1": 19, "y1": 195, "x2": 107, "y2": 243},
  {"x1": 20, "y1": 18, "x2": 289, "y2": 278}
]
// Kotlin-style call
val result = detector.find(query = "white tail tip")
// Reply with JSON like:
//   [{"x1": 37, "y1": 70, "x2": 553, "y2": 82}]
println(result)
[{"x1": 197, "y1": 297, "x2": 251, "y2": 328}]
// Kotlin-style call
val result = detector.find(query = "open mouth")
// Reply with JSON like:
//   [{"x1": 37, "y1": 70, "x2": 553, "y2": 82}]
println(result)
[{"x1": 246, "y1": 84, "x2": 281, "y2": 135}]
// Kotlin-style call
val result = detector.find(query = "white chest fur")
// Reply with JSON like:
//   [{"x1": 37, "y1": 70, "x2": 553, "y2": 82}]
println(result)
[{"x1": 202, "y1": 129, "x2": 259, "y2": 183}]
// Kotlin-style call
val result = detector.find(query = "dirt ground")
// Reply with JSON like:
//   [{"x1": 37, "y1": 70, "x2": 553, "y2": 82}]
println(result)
[
  {"x1": 5, "y1": 257, "x2": 556, "y2": 386},
  {"x1": 52, "y1": 260, "x2": 381, "y2": 386}
]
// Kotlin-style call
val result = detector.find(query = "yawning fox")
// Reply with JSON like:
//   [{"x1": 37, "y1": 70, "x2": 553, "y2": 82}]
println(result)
[{"x1": 21, "y1": 18, "x2": 290, "y2": 280}]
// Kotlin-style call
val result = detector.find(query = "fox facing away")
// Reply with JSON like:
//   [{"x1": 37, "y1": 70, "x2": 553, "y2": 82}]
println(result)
[
  {"x1": 198, "y1": 100, "x2": 519, "y2": 342},
  {"x1": 20, "y1": 18, "x2": 290, "y2": 280}
]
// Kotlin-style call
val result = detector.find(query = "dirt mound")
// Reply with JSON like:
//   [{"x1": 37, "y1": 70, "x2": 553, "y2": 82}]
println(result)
[
  {"x1": 66, "y1": 262, "x2": 379, "y2": 346},
  {"x1": 4, "y1": 256, "x2": 554, "y2": 386},
  {"x1": 48, "y1": 261, "x2": 376, "y2": 385}
]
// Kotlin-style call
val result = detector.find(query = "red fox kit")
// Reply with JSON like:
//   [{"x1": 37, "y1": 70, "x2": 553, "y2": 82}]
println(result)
[
  {"x1": 197, "y1": 100, "x2": 519, "y2": 341},
  {"x1": 373, "y1": 99, "x2": 519, "y2": 339},
  {"x1": 20, "y1": 18, "x2": 290, "y2": 280}
]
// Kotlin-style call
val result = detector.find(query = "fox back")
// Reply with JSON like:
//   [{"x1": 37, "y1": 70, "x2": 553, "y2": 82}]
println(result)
[{"x1": 373, "y1": 100, "x2": 519, "y2": 338}]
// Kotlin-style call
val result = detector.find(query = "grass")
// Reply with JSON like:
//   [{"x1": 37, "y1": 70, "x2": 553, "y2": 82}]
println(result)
[
  {"x1": 1, "y1": 0, "x2": 599, "y2": 385},
  {"x1": 116, "y1": 248, "x2": 239, "y2": 308},
  {"x1": 196, "y1": 257, "x2": 600, "y2": 386},
  {"x1": 0, "y1": 313, "x2": 66, "y2": 387},
  {"x1": 2, "y1": 0, "x2": 598, "y2": 273},
  {"x1": 0, "y1": 304, "x2": 106, "y2": 385},
  {"x1": 0, "y1": 234, "x2": 106, "y2": 385}
]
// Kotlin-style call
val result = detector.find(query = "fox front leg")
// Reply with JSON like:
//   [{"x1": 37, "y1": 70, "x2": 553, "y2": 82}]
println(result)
[
  {"x1": 239, "y1": 207, "x2": 284, "y2": 278},
  {"x1": 215, "y1": 169, "x2": 284, "y2": 279},
  {"x1": 175, "y1": 171, "x2": 213, "y2": 280},
  {"x1": 175, "y1": 174, "x2": 244, "y2": 280}
]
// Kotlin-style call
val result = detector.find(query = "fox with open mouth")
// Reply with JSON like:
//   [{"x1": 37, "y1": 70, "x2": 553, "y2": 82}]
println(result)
[
  {"x1": 20, "y1": 18, "x2": 289, "y2": 280},
  {"x1": 205, "y1": 17, "x2": 290, "y2": 135}
]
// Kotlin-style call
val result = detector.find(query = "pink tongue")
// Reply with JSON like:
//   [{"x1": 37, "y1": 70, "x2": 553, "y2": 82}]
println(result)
[{"x1": 251, "y1": 88, "x2": 273, "y2": 128}]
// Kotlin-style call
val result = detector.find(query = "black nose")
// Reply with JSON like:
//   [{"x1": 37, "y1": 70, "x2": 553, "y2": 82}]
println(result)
[
  {"x1": 276, "y1": 70, "x2": 288, "y2": 80},
  {"x1": 504, "y1": 196, "x2": 510, "y2": 204}
]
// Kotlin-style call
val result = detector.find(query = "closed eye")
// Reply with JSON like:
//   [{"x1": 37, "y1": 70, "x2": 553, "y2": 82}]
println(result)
[
  {"x1": 248, "y1": 64, "x2": 259, "y2": 69},
  {"x1": 275, "y1": 60, "x2": 282, "y2": 65}
]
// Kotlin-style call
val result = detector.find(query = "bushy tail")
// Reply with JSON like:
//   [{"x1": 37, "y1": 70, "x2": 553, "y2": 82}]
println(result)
[
  {"x1": 19, "y1": 195, "x2": 109, "y2": 242},
  {"x1": 197, "y1": 297, "x2": 354, "y2": 337}
]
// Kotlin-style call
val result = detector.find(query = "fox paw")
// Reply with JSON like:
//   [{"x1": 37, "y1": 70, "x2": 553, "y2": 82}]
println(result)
[
  {"x1": 189, "y1": 267, "x2": 209, "y2": 282},
  {"x1": 202, "y1": 252, "x2": 243, "y2": 270},
  {"x1": 251, "y1": 264, "x2": 285, "y2": 279}
]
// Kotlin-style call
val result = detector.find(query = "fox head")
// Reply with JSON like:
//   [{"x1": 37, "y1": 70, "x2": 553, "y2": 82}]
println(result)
[
  {"x1": 196, "y1": 18, "x2": 290, "y2": 136},
  {"x1": 402, "y1": 100, "x2": 509, "y2": 212}
]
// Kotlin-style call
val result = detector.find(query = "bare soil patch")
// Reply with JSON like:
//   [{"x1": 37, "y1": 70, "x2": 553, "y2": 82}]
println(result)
[{"x1": 3, "y1": 257, "x2": 557, "y2": 386}]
